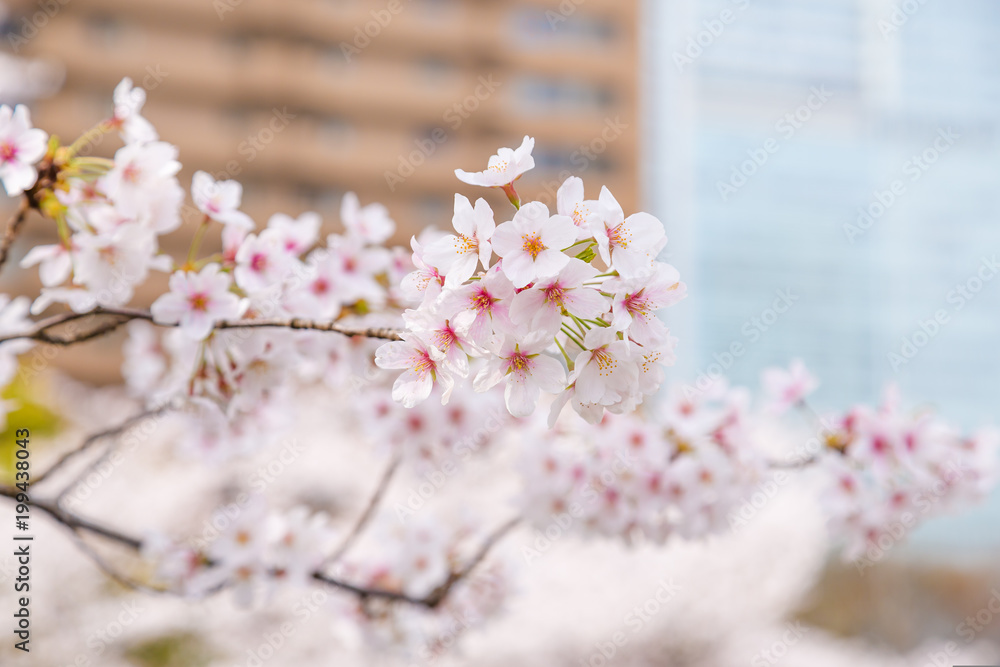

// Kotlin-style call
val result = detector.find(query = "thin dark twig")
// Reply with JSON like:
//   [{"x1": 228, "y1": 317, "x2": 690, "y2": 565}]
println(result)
[
  {"x1": 69, "y1": 530, "x2": 170, "y2": 595},
  {"x1": 0, "y1": 198, "x2": 30, "y2": 273},
  {"x1": 0, "y1": 485, "x2": 142, "y2": 550},
  {"x1": 0, "y1": 307, "x2": 402, "y2": 347},
  {"x1": 0, "y1": 485, "x2": 520, "y2": 609},
  {"x1": 34, "y1": 403, "x2": 175, "y2": 486},
  {"x1": 767, "y1": 457, "x2": 817, "y2": 470},
  {"x1": 327, "y1": 455, "x2": 401, "y2": 564},
  {"x1": 55, "y1": 442, "x2": 121, "y2": 507},
  {"x1": 422, "y1": 516, "x2": 522, "y2": 608}
]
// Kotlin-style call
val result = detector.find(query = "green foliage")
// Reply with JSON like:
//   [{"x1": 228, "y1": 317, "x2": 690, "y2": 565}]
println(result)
[
  {"x1": 0, "y1": 363, "x2": 62, "y2": 483},
  {"x1": 124, "y1": 632, "x2": 214, "y2": 667}
]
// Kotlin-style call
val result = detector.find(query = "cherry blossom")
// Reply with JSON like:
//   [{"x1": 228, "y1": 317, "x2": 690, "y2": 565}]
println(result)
[
  {"x1": 151, "y1": 264, "x2": 244, "y2": 340},
  {"x1": 761, "y1": 358, "x2": 819, "y2": 414},
  {"x1": 399, "y1": 236, "x2": 445, "y2": 306},
  {"x1": 556, "y1": 176, "x2": 602, "y2": 240},
  {"x1": 20, "y1": 242, "x2": 72, "y2": 287},
  {"x1": 72, "y1": 221, "x2": 165, "y2": 306},
  {"x1": 455, "y1": 135, "x2": 535, "y2": 188},
  {"x1": 0, "y1": 104, "x2": 47, "y2": 196},
  {"x1": 438, "y1": 265, "x2": 515, "y2": 348},
  {"x1": 424, "y1": 194, "x2": 495, "y2": 287},
  {"x1": 403, "y1": 305, "x2": 474, "y2": 376},
  {"x1": 508, "y1": 258, "x2": 608, "y2": 337},
  {"x1": 111, "y1": 77, "x2": 158, "y2": 145},
  {"x1": 490, "y1": 201, "x2": 577, "y2": 288},
  {"x1": 606, "y1": 262, "x2": 687, "y2": 347},
  {"x1": 473, "y1": 332, "x2": 566, "y2": 417},
  {"x1": 234, "y1": 228, "x2": 294, "y2": 294},
  {"x1": 0, "y1": 294, "x2": 33, "y2": 385},
  {"x1": 341, "y1": 191, "x2": 395, "y2": 245},
  {"x1": 592, "y1": 186, "x2": 667, "y2": 279},
  {"x1": 90, "y1": 144, "x2": 184, "y2": 234},
  {"x1": 283, "y1": 250, "x2": 345, "y2": 320},
  {"x1": 375, "y1": 334, "x2": 455, "y2": 408},
  {"x1": 267, "y1": 211, "x2": 321, "y2": 256},
  {"x1": 191, "y1": 170, "x2": 255, "y2": 230},
  {"x1": 325, "y1": 234, "x2": 391, "y2": 308},
  {"x1": 568, "y1": 327, "x2": 637, "y2": 410}
]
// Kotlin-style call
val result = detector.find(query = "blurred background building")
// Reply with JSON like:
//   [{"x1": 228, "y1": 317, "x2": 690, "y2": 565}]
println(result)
[
  {"x1": 645, "y1": 0, "x2": 1000, "y2": 556},
  {"x1": 4, "y1": 0, "x2": 640, "y2": 236},
  {"x1": 0, "y1": 0, "x2": 641, "y2": 378}
]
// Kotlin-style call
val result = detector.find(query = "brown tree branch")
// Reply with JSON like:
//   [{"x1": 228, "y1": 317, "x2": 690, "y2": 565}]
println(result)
[
  {"x1": 421, "y1": 516, "x2": 521, "y2": 608},
  {"x1": 0, "y1": 485, "x2": 143, "y2": 549},
  {"x1": 34, "y1": 403, "x2": 176, "y2": 487},
  {"x1": 326, "y1": 454, "x2": 401, "y2": 565},
  {"x1": 0, "y1": 306, "x2": 402, "y2": 347},
  {"x1": 0, "y1": 198, "x2": 30, "y2": 274},
  {"x1": 0, "y1": 485, "x2": 518, "y2": 609}
]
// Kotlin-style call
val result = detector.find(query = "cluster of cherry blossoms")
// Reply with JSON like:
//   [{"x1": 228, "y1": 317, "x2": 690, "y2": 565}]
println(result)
[
  {"x1": 356, "y1": 383, "x2": 510, "y2": 472},
  {"x1": 0, "y1": 79, "x2": 410, "y2": 456},
  {"x1": 814, "y1": 386, "x2": 999, "y2": 563},
  {"x1": 3, "y1": 75, "x2": 1000, "y2": 662},
  {"x1": 7, "y1": 80, "x2": 180, "y2": 313},
  {"x1": 376, "y1": 135, "x2": 687, "y2": 424},
  {"x1": 335, "y1": 515, "x2": 512, "y2": 651},
  {"x1": 148, "y1": 501, "x2": 337, "y2": 605},
  {"x1": 520, "y1": 379, "x2": 765, "y2": 550},
  {"x1": 515, "y1": 358, "x2": 1000, "y2": 566},
  {"x1": 145, "y1": 500, "x2": 511, "y2": 655}
]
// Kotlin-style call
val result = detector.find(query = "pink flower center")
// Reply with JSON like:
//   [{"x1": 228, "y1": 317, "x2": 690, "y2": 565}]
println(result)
[
  {"x1": 431, "y1": 325, "x2": 457, "y2": 353},
  {"x1": 471, "y1": 287, "x2": 496, "y2": 314},
  {"x1": 624, "y1": 292, "x2": 651, "y2": 318},
  {"x1": 311, "y1": 277, "x2": 330, "y2": 295},
  {"x1": 0, "y1": 142, "x2": 18, "y2": 164},
  {"x1": 250, "y1": 252, "x2": 268, "y2": 273},
  {"x1": 411, "y1": 350, "x2": 436, "y2": 379},
  {"x1": 189, "y1": 292, "x2": 210, "y2": 312},
  {"x1": 507, "y1": 351, "x2": 531, "y2": 376},
  {"x1": 543, "y1": 283, "x2": 565, "y2": 305},
  {"x1": 122, "y1": 163, "x2": 141, "y2": 183},
  {"x1": 607, "y1": 222, "x2": 631, "y2": 250}
]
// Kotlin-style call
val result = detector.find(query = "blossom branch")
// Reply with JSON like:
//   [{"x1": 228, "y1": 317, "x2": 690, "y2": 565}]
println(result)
[
  {"x1": 0, "y1": 485, "x2": 519, "y2": 609},
  {"x1": 420, "y1": 515, "x2": 521, "y2": 608},
  {"x1": 0, "y1": 306, "x2": 402, "y2": 348}
]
